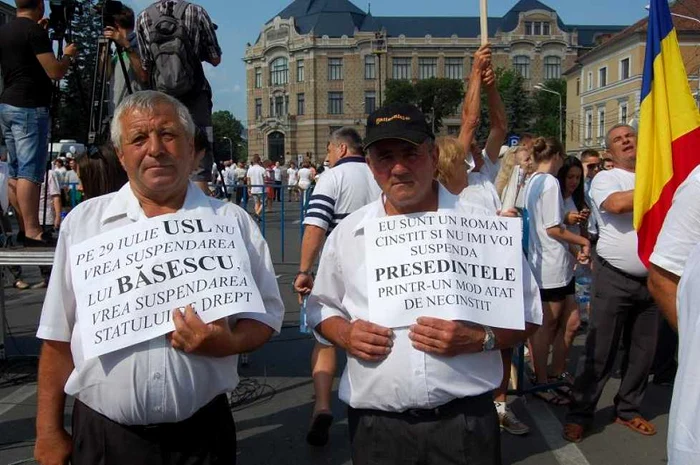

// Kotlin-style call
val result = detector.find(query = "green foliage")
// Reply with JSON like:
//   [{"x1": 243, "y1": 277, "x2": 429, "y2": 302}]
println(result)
[
  {"x1": 475, "y1": 68, "x2": 533, "y2": 144},
  {"x1": 212, "y1": 110, "x2": 245, "y2": 162},
  {"x1": 384, "y1": 78, "x2": 464, "y2": 131},
  {"x1": 532, "y1": 78, "x2": 566, "y2": 141}
]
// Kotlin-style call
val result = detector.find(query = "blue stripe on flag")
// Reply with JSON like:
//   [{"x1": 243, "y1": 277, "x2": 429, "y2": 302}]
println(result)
[{"x1": 641, "y1": 0, "x2": 675, "y2": 101}]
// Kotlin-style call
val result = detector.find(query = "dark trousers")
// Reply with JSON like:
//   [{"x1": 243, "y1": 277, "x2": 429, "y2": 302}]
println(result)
[
  {"x1": 235, "y1": 183, "x2": 245, "y2": 205},
  {"x1": 274, "y1": 180, "x2": 282, "y2": 201},
  {"x1": 567, "y1": 257, "x2": 659, "y2": 425},
  {"x1": 71, "y1": 395, "x2": 236, "y2": 465},
  {"x1": 348, "y1": 392, "x2": 500, "y2": 465}
]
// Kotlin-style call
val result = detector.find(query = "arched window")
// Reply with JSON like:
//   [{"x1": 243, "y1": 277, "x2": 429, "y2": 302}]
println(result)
[
  {"x1": 513, "y1": 55, "x2": 530, "y2": 79},
  {"x1": 270, "y1": 57, "x2": 289, "y2": 86},
  {"x1": 544, "y1": 56, "x2": 562, "y2": 79}
]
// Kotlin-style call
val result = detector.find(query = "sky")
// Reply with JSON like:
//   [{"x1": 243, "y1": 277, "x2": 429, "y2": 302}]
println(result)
[{"x1": 119, "y1": 0, "x2": 652, "y2": 125}]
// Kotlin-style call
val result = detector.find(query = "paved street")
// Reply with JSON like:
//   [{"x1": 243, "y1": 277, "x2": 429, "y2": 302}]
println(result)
[{"x1": 0, "y1": 200, "x2": 673, "y2": 465}]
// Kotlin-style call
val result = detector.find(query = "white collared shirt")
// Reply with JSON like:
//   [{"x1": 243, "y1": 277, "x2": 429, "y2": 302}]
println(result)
[
  {"x1": 37, "y1": 182, "x2": 284, "y2": 425},
  {"x1": 307, "y1": 184, "x2": 542, "y2": 412}
]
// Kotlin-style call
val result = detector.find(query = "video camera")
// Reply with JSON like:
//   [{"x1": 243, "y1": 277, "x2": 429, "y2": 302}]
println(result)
[
  {"x1": 93, "y1": 0, "x2": 126, "y2": 28},
  {"x1": 48, "y1": 0, "x2": 78, "y2": 40}
]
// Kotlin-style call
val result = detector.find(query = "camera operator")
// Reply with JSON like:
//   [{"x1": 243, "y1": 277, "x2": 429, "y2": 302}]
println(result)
[
  {"x1": 0, "y1": 0, "x2": 78, "y2": 246},
  {"x1": 102, "y1": 3, "x2": 147, "y2": 114},
  {"x1": 136, "y1": 0, "x2": 222, "y2": 195}
]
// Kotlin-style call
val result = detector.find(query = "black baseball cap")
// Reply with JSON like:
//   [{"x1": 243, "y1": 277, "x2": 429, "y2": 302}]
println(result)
[{"x1": 363, "y1": 103, "x2": 435, "y2": 150}]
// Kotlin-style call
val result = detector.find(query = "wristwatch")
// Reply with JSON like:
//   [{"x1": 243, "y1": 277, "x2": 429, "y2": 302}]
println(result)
[{"x1": 482, "y1": 326, "x2": 496, "y2": 351}]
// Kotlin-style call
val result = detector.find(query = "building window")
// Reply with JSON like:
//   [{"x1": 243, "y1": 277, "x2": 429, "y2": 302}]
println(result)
[
  {"x1": 392, "y1": 57, "x2": 412, "y2": 80},
  {"x1": 525, "y1": 22, "x2": 533, "y2": 35},
  {"x1": 599, "y1": 67, "x2": 608, "y2": 87},
  {"x1": 576, "y1": 78, "x2": 581, "y2": 96},
  {"x1": 585, "y1": 110, "x2": 593, "y2": 139},
  {"x1": 328, "y1": 58, "x2": 343, "y2": 81},
  {"x1": 525, "y1": 21, "x2": 549, "y2": 35},
  {"x1": 598, "y1": 108, "x2": 606, "y2": 138},
  {"x1": 418, "y1": 58, "x2": 438, "y2": 80},
  {"x1": 534, "y1": 22, "x2": 541, "y2": 35},
  {"x1": 297, "y1": 60, "x2": 305, "y2": 82},
  {"x1": 587, "y1": 72, "x2": 593, "y2": 91},
  {"x1": 365, "y1": 55, "x2": 376, "y2": 80},
  {"x1": 274, "y1": 96, "x2": 284, "y2": 117},
  {"x1": 0, "y1": 13, "x2": 6, "y2": 25},
  {"x1": 365, "y1": 91, "x2": 377, "y2": 114},
  {"x1": 444, "y1": 58, "x2": 463, "y2": 80},
  {"x1": 619, "y1": 102, "x2": 628, "y2": 123},
  {"x1": 255, "y1": 98, "x2": 262, "y2": 120},
  {"x1": 543, "y1": 22, "x2": 550, "y2": 35},
  {"x1": 297, "y1": 93, "x2": 305, "y2": 116},
  {"x1": 270, "y1": 57, "x2": 289, "y2": 86},
  {"x1": 447, "y1": 125, "x2": 460, "y2": 135},
  {"x1": 544, "y1": 56, "x2": 561, "y2": 80},
  {"x1": 328, "y1": 92, "x2": 344, "y2": 115},
  {"x1": 254, "y1": 67, "x2": 262, "y2": 88},
  {"x1": 513, "y1": 56, "x2": 530, "y2": 79},
  {"x1": 620, "y1": 58, "x2": 630, "y2": 80}
]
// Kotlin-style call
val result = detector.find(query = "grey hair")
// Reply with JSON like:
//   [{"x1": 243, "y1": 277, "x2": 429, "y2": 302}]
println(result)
[
  {"x1": 330, "y1": 127, "x2": 364, "y2": 155},
  {"x1": 605, "y1": 123, "x2": 636, "y2": 149},
  {"x1": 110, "y1": 91, "x2": 195, "y2": 150}
]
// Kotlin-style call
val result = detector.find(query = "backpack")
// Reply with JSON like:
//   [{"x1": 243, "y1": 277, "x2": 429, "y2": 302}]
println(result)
[{"x1": 146, "y1": 1, "x2": 201, "y2": 97}]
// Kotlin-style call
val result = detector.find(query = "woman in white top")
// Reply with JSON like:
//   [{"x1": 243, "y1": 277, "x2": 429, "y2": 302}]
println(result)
[
  {"x1": 286, "y1": 161, "x2": 299, "y2": 202},
  {"x1": 297, "y1": 161, "x2": 313, "y2": 199},
  {"x1": 556, "y1": 156, "x2": 590, "y2": 236},
  {"x1": 525, "y1": 138, "x2": 590, "y2": 405}
]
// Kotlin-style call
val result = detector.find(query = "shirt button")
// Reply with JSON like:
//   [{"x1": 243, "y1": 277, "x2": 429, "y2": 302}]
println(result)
[
  {"x1": 154, "y1": 406, "x2": 162, "y2": 412},
  {"x1": 154, "y1": 372, "x2": 162, "y2": 380}
]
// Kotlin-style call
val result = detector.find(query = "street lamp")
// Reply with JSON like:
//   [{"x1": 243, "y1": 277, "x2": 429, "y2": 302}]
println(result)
[
  {"x1": 645, "y1": 5, "x2": 700, "y2": 25},
  {"x1": 222, "y1": 136, "x2": 234, "y2": 161},
  {"x1": 533, "y1": 83, "x2": 563, "y2": 142}
]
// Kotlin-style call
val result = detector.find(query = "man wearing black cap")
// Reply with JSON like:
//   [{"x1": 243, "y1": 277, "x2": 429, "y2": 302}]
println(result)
[{"x1": 306, "y1": 103, "x2": 542, "y2": 464}]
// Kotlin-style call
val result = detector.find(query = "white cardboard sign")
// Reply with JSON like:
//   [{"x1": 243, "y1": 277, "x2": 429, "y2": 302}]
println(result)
[
  {"x1": 69, "y1": 212, "x2": 264, "y2": 359},
  {"x1": 365, "y1": 212, "x2": 525, "y2": 329}
]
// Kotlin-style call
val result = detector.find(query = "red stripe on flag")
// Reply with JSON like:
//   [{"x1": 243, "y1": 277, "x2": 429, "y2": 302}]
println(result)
[{"x1": 638, "y1": 126, "x2": 700, "y2": 267}]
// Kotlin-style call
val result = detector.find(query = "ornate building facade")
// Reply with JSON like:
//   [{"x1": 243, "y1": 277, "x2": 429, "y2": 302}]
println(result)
[{"x1": 244, "y1": 0, "x2": 625, "y2": 163}]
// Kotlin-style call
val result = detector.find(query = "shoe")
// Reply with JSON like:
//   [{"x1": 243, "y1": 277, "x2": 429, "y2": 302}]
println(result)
[
  {"x1": 30, "y1": 280, "x2": 48, "y2": 289},
  {"x1": 306, "y1": 412, "x2": 333, "y2": 446},
  {"x1": 13, "y1": 279, "x2": 30, "y2": 290},
  {"x1": 563, "y1": 423, "x2": 585, "y2": 443},
  {"x1": 499, "y1": 407, "x2": 530, "y2": 435}
]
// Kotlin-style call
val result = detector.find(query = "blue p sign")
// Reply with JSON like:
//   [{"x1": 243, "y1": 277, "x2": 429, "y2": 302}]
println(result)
[{"x1": 508, "y1": 135, "x2": 521, "y2": 147}]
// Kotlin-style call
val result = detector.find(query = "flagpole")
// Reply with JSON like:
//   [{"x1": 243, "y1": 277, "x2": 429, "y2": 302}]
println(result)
[{"x1": 480, "y1": 0, "x2": 488, "y2": 45}]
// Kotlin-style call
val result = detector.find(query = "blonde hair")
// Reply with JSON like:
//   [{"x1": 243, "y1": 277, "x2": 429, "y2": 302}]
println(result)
[
  {"x1": 435, "y1": 136, "x2": 467, "y2": 191},
  {"x1": 495, "y1": 146, "x2": 533, "y2": 197}
]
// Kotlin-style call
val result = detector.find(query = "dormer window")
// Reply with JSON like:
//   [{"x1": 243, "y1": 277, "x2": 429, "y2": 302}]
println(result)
[{"x1": 525, "y1": 21, "x2": 551, "y2": 36}]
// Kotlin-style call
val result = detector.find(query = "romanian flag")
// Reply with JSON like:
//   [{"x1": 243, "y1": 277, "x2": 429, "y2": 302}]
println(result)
[{"x1": 635, "y1": 0, "x2": 700, "y2": 267}]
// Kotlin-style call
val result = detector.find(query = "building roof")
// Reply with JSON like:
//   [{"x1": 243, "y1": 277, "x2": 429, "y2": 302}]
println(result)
[{"x1": 267, "y1": 0, "x2": 626, "y2": 46}]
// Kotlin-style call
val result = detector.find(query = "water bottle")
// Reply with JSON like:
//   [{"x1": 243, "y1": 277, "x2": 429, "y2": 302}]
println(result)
[
  {"x1": 300, "y1": 297, "x2": 311, "y2": 334},
  {"x1": 575, "y1": 265, "x2": 592, "y2": 318}
]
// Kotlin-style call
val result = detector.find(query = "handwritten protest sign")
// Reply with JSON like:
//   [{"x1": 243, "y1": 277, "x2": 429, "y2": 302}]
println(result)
[
  {"x1": 70, "y1": 212, "x2": 264, "y2": 359},
  {"x1": 365, "y1": 212, "x2": 524, "y2": 329}
]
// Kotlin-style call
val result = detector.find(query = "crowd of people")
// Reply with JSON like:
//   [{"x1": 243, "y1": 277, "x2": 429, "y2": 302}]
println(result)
[{"x1": 0, "y1": 0, "x2": 694, "y2": 464}]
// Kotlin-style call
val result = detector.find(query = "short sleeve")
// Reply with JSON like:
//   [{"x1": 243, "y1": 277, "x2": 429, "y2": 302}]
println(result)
[
  {"x1": 590, "y1": 172, "x2": 623, "y2": 212},
  {"x1": 307, "y1": 231, "x2": 349, "y2": 330},
  {"x1": 303, "y1": 172, "x2": 339, "y2": 231},
  {"x1": 539, "y1": 176, "x2": 564, "y2": 229},
  {"x1": 136, "y1": 11, "x2": 153, "y2": 69},
  {"x1": 650, "y1": 174, "x2": 700, "y2": 277},
  {"x1": 521, "y1": 254, "x2": 543, "y2": 325},
  {"x1": 29, "y1": 24, "x2": 52, "y2": 56},
  {"x1": 195, "y1": 6, "x2": 222, "y2": 62},
  {"x1": 36, "y1": 219, "x2": 76, "y2": 342}
]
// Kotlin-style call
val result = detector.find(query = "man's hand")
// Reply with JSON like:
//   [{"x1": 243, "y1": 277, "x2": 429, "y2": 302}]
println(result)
[
  {"x1": 482, "y1": 66, "x2": 496, "y2": 87},
  {"x1": 565, "y1": 211, "x2": 588, "y2": 225},
  {"x1": 293, "y1": 272, "x2": 314, "y2": 304},
  {"x1": 471, "y1": 44, "x2": 492, "y2": 76},
  {"x1": 409, "y1": 317, "x2": 484, "y2": 357},
  {"x1": 34, "y1": 428, "x2": 71, "y2": 465},
  {"x1": 63, "y1": 43, "x2": 78, "y2": 58},
  {"x1": 38, "y1": 18, "x2": 49, "y2": 30},
  {"x1": 339, "y1": 319, "x2": 393, "y2": 362},
  {"x1": 168, "y1": 306, "x2": 234, "y2": 357},
  {"x1": 577, "y1": 243, "x2": 591, "y2": 265},
  {"x1": 103, "y1": 26, "x2": 129, "y2": 49}
]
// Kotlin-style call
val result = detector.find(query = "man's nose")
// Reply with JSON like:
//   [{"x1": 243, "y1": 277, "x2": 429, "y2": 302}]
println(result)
[{"x1": 146, "y1": 133, "x2": 166, "y2": 157}]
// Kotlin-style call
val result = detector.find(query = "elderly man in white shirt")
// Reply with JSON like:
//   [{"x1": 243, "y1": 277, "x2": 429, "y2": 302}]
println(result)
[
  {"x1": 34, "y1": 91, "x2": 284, "y2": 465},
  {"x1": 307, "y1": 103, "x2": 542, "y2": 465}
]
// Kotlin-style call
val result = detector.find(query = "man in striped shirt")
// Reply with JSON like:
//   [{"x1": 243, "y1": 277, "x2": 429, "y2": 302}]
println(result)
[{"x1": 294, "y1": 127, "x2": 381, "y2": 447}]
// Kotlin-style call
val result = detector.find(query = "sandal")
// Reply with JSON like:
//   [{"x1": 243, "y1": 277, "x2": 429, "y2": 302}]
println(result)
[
  {"x1": 614, "y1": 416, "x2": 657, "y2": 436},
  {"x1": 562, "y1": 423, "x2": 585, "y2": 443},
  {"x1": 532, "y1": 387, "x2": 571, "y2": 406},
  {"x1": 548, "y1": 372, "x2": 575, "y2": 398}
]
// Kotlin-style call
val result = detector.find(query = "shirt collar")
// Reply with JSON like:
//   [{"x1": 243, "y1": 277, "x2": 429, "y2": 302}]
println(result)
[
  {"x1": 352, "y1": 183, "x2": 456, "y2": 234},
  {"x1": 100, "y1": 182, "x2": 215, "y2": 224},
  {"x1": 333, "y1": 155, "x2": 366, "y2": 167}
]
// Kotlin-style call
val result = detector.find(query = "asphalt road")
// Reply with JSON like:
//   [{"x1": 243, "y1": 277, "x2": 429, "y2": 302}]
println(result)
[{"x1": 0, "y1": 200, "x2": 674, "y2": 465}]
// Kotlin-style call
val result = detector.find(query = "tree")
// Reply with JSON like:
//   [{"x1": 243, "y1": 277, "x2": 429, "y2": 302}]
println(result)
[
  {"x1": 212, "y1": 110, "x2": 245, "y2": 162},
  {"x1": 384, "y1": 78, "x2": 464, "y2": 132},
  {"x1": 532, "y1": 78, "x2": 567, "y2": 142},
  {"x1": 476, "y1": 68, "x2": 532, "y2": 144}
]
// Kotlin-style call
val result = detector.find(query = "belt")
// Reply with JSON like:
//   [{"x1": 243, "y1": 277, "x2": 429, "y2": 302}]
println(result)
[
  {"x1": 127, "y1": 394, "x2": 229, "y2": 434},
  {"x1": 597, "y1": 256, "x2": 647, "y2": 284},
  {"x1": 352, "y1": 392, "x2": 492, "y2": 421}
]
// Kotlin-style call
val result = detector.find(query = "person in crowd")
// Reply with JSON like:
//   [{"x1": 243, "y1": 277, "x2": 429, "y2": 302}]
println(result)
[
  {"x1": 557, "y1": 156, "x2": 590, "y2": 238},
  {"x1": 103, "y1": 3, "x2": 147, "y2": 115},
  {"x1": 648, "y1": 163, "x2": 700, "y2": 464},
  {"x1": 286, "y1": 161, "x2": 299, "y2": 202},
  {"x1": 234, "y1": 161, "x2": 247, "y2": 206},
  {"x1": 602, "y1": 157, "x2": 614, "y2": 170},
  {"x1": 524, "y1": 138, "x2": 590, "y2": 406},
  {"x1": 246, "y1": 154, "x2": 266, "y2": 220},
  {"x1": 74, "y1": 144, "x2": 128, "y2": 200},
  {"x1": 495, "y1": 145, "x2": 534, "y2": 211},
  {"x1": 580, "y1": 149, "x2": 601, "y2": 240},
  {"x1": 563, "y1": 124, "x2": 659, "y2": 442},
  {"x1": 137, "y1": 0, "x2": 222, "y2": 195},
  {"x1": 34, "y1": 91, "x2": 284, "y2": 465},
  {"x1": 273, "y1": 161, "x2": 283, "y2": 201},
  {"x1": 297, "y1": 161, "x2": 313, "y2": 199},
  {"x1": 294, "y1": 127, "x2": 380, "y2": 447},
  {"x1": 307, "y1": 103, "x2": 542, "y2": 464},
  {"x1": 0, "y1": 0, "x2": 78, "y2": 246},
  {"x1": 31, "y1": 167, "x2": 62, "y2": 288},
  {"x1": 53, "y1": 158, "x2": 67, "y2": 185},
  {"x1": 264, "y1": 160, "x2": 275, "y2": 209}
]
